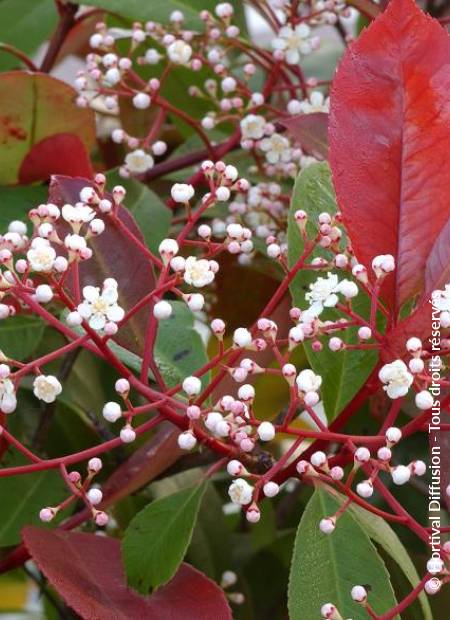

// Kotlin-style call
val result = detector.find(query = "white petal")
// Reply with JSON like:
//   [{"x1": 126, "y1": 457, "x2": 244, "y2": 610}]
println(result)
[
  {"x1": 89, "y1": 313, "x2": 106, "y2": 330},
  {"x1": 106, "y1": 304, "x2": 125, "y2": 322},
  {"x1": 83, "y1": 286, "x2": 100, "y2": 302},
  {"x1": 77, "y1": 303, "x2": 92, "y2": 319}
]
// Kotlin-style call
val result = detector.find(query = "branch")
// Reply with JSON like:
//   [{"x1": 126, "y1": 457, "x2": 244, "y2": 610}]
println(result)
[{"x1": 40, "y1": 1, "x2": 78, "y2": 73}]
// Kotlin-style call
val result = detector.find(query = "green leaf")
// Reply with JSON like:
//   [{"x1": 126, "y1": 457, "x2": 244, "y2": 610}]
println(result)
[
  {"x1": 0, "y1": 72, "x2": 95, "y2": 184},
  {"x1": 106, "y1": 170, "x2": 171, "y2": 254},
  {"x1": 287, "y1": 163, "x2": 378, "y2": 421},
  {"x1": 346, "y1": 496, "x2": 433, "y2": 620},
  {"x1": 0, "y1": 453, "x2": 68, "y2": 546},
  {"x1": 115, "y1": 301, "x2": 210, "y2": 388},
  {"x1": 188, "y1": 483, "x2": 232, "y2": 580},
  {"x1": 76, "y1": 0, "x2": 242, "y2": 29},
  {"x1": 287, "y1": 162, "x2": 338, "y2": 295},
  {"x1": 0, "y1": 315, "x2": 45, "y2": 360},
  {"x1": 0, "y1": 183, "x2": 47, "y2": 231},
  {"x1": 122, "y1": 481, "x2": 207, "y2": 593},
  {"x1": 154, "y1": 301, "x2": 209, "y2": 388},
  {"x1": 288, "y1": 486, "x2": 398, "y2": 620},
  {"x1": 0, "y1": 0, "x2": 57, "y2": 72}
]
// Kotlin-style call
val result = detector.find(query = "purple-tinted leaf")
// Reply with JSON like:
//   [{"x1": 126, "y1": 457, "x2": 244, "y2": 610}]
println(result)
[
  {"x1": 101, "y1": 424, "x2": 182, "y2": 506},
  {"x1": 280, "y1": 112, "x2": 328, "y2": 160},
  {"x1": 48, "y1": 175, "x2": 155, "y2": 355},
  {"x1": 22, "y1": 528, "x2": 232, "y2": 620}
]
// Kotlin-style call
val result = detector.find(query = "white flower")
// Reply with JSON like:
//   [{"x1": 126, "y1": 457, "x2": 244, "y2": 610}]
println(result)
[
  {"x1": 159, "y1": 238, "x2": 179, "y2": 262},
  {"x1": 233, "y1": 327, "x2": 252, "y2": 348},
  {"x1": 182, "y1": 375, "x2": 201, "y2": 396},
  {"x1": 145, "y1": 48, "x2": 162, "y2": 64},
  {"x1": 391, "y1": 464, "x2": 411, "y2": 485},
  {"x1": 379, "y1": 360, "x2": 413, "y2": 399},
  {"x1": 132, "y1": 92, "x2": 151, "y2": 109},
  {"x1": 372, "y1": 254, "x2": 395, "y2": 276},
  {"x1": 171, "y1": 183, "x2": 195, "y2": 203},
  {"x1": 351, "y1": 585, "x2": 368, "y2": 603},
  {"x1": 259, "y1": 133, "x2": 291, "y2": 164},
  {"x1": 64, "y1": 233, "x2": 87, "y2": 253},
  {"x1": 77, "y1": 280, "x2": 124, "y2": 331},
  {"x1": 272, "y1": 24, "x2": 312, "y2": 64},
  {"x1": 167, "y1": 40, "x2": 192, "y2": 64},
  {"x1": 298, "y1": 90, "x2": 330, "y2": 114},
  {"x1": 228, "y1": 478, "x2": 253, "y2": 505},
  {"x1": 183, "y1": 256, "x2": 215, "y2": 287},
  {"x1": 0, "y1": 377, "x2": 16, "y2": 413},
  {"x1": 33, "y1": 375, "x2": 62, "y2": 403},
  {"x1": 296, "y1": 369, "x2": 322, "y2": 393},
  {"x1": 216, "y1": 2, "x2": 234, "y2": 18},
  {"x1": 240, "y1": 114, "x2": 266, "y2": 140},
  {"x1": 27, "y1": 238, "x2": 56, "y2": 272},
  {"x1": 305, "y1": 273, "x2": 340, "y2": 316},
  {"x1": 338, "y1": 279, "x2": 358, "y2": 299},
  {"x1": 125, "y1": 149, "x2": 154, "y2": 174},
  {"x1": 62, "y1": 204, "x2": 95, "y2": 229},
  {"x1": 257, "y1": 421, "x2": 276, "y2": 441}
]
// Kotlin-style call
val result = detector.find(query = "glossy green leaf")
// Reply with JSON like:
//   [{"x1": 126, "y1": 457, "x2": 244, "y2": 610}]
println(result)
[
  {"x1": 346, "y1": 496, "x2": 433, "y2": 620},
  {"x1": 0, "y1": 315, "x2": 45, "y2": 360},
  {"x1": 106, "y1": 170, "x2": 171, "y2": 254},
  {"x1": 76, "y1": 0, "x2": 242, "y2": 29},
  {"x1": 288, "y1": 486, "x2": 398, "y2": 619},
  {"x1": 0, "y1": 184, "x2": 47, "y2": 231},
  {"x1": 0, "y1": 0, "x2": 57, "y2": 72},
  {"x1": 188, "y1": 483, "x2": 231, "y2": 580},
  {"x1": 287, "y1": 163, "x2": 378, "y2": 421},
  {"x1": 154, "y1": 301, "x2": 209, "y2": 388},
  {"x1": 0, "y1": 454, "x2": 68, "y2": 546},
  {"x1": 122, "y1": 481, "x2": 207, "y2": 593},
  {"x1": 108, "y1": 301, "x2": 209, "y2": 388}
]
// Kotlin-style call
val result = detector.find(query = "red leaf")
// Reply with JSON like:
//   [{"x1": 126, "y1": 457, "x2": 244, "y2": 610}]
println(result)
[
  {"x1": 425, "y1": 217, "x2": 450, "y2": 295},
  {"x1": 101, "y1": 424, "x2": 182, "y2": 506},
  {"x1": 280, "y1": 112, "x2": 328, "y2": 160},
  {"x1": 382, "y1": 301, "x2": 430, "y2": 360},
  {"x1": 19, "y1": 134, "x2": 93, "y2": 183},
  {"x1": 329, "y1": 0, "x2": 450, "y2": 311},
  {"x1": 48, "y1": 175, "x2": 155, "y2": 355},
  {"x1": 22, "y1": 528, "x2": 232, "y2": 620}
]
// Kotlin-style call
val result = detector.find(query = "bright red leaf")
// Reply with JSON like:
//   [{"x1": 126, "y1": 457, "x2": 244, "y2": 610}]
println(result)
[
  {"x1": 22, "y1": 527, "x2": 232, "y2": 620},
  {"x1": 48, "y1": 175, "x2": 155, "y2": 356},
  {"x1": 329, "y1": 0, "x2": 450, "y2": 312}
]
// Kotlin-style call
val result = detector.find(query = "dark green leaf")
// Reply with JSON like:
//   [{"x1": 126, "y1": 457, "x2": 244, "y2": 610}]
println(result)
[
  {"x1": 0, "y1": 453, "x2": 68, "y2": 546},
  {"x1": 0, "y1": 0, "x2": 57, "y2": 72},
  {"x1": 76, "y1": 0, "x2": 243, "y2": 29},
  {"x1": 122, "y1": 481, "x2": 207, "y2": 592},
  {"x1": 0, "y1": 315, "x2": 45, "y2": 361},
  {"x1": 346, "y1": 495, "x2": 432, "y2": 620},
  {"x1": 287, "y1": 163, "x2": 378, "y2": 421},
  {"x1": 0, "y1": 183, "x2": 47, "y2": 230},
  {"x1": 288, "y1": 486, "x2": 398, "y2": 619},
  {"x1": 108, "y1": 300, "x2": 209, "y2": 388}
]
